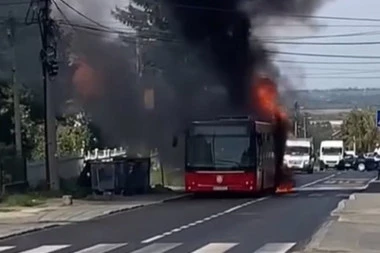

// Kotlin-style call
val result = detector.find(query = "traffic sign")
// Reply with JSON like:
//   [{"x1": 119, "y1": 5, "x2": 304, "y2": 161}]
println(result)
[{"x1": 377, "y1": 110, "x2": 380, "y2": 128}]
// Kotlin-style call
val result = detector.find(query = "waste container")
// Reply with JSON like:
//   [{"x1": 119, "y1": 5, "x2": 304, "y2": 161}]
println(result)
[
  {"x1": 121, "y1": 157, "x2": 151, "y2": 195},
  {"x1": 89, "y1": 157, "x2": 151, "y2": 195},
  {"x1": 89, "y1": 160, "x2": 126, "y2": 194}
]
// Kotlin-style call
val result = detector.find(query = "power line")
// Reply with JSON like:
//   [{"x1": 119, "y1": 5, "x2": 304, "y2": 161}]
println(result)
[
  {"x1": 295, "y1": 70, "x2": 380, "y2": 76},
  {"x1": 293, "y1": 76, "x2": 380, "y2": 79},
  {"x1": 264, "y1": 40, "x2": 380, "y2": 46},
  {"x1": 3, "y1": 0, "x2": 380, "y2": 24},
  {"x1": 58, "y1": 0, "x2": 111, "y2": 29},
  {"x1": 57, "y1": 20, "x2": 380, "y2": 46},
  {"x1": 170, "y1": 3, "x2": 380, "y2": 23},
  {"x1": 268, "y1": 50, "x2": 380, "y2": 59},
  {"x1": 51, "y1": 0, "x2": 74, "y2": 29},
  {"x1": 261, "y1": 30, "x2": 380, "y2": 40},
  {"x1": 276, "y1": 59, "x2": 380, "y2": 65},
  {"x1": 280, "y1": 66, "x2": 380, "y2": 71}
]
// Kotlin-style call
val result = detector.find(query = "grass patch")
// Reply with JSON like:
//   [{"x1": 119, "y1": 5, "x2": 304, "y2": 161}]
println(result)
[{"x1": 2, "y1": 194, "x2": 46, "y2": 207}]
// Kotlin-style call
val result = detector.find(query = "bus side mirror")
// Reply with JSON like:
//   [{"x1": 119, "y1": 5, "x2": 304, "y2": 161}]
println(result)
[{"x1": 172, "y1": 136, "x2": 178, "y2": 147}]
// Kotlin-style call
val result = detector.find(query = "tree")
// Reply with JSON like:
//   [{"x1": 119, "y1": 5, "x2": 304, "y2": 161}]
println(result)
[
  {"x1": 0, "y1": 79, "x2": 39, "y2": 158},
  {"x1": 32, "y1": 112, "x2": 93, "y2": 160},
  {"x1": 112, "y1": 1, "x2": 214, "y2": 112},
  {"x1": 341, "y1": 109, "x2": 379, "y2": 153},
  {"x1": 308, "y1": 122, "x2": 333, "y2": 150}
]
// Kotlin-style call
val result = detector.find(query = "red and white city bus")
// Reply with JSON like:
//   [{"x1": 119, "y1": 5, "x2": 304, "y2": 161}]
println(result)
[{"x1": 173, "y1": 115, "x2": 287, "y2": 194}]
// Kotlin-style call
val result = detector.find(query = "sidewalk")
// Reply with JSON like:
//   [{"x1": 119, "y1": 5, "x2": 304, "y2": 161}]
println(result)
[
  {"x1": 303, "y1": 183, "x2": 380, "y2": 253},
  {"x1": 0, "y1": 192, "x2": 188, "y2": 240}
]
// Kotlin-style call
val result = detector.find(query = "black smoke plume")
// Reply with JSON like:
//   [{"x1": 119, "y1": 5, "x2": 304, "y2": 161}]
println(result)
[
  {"x1": 162, "y1": 0, "x2": 324, "y2": 108},
  {"x1": 159, "y1": 0, "x2": 323, "y2": 179},
  {"x1": 54, "y1": 0, "x2": 325, "y2": 170}
]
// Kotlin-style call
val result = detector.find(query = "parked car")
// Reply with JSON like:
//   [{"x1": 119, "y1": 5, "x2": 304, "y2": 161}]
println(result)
[
  {"x1": 354, "y1": 153, "x2": 380, "y2": 172},
  {"x1": 337, "y1": 153, "x2": 356, "y2": 170}
]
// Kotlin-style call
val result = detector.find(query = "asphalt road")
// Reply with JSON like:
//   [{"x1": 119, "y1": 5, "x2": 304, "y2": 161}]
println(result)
[{"x1": 0, "y1": 170, "x2": 376, "y2": 253}]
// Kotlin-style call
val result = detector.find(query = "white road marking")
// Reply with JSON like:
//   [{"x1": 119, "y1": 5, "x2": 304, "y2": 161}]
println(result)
[
  {"x1": 253, "y1": 242, "x2": 296, "y2": 253},
  {"x1": 0, "y1": 246, "x2": 15, "y2": 252},
  {"x1": 73, "y1": 243, "x2": 127, "y2": 253},
  {"x1": 130, "y1": 243, "x2": 181, "y2": 253},
  {"x1": 296, "y1": 175, "x2": 379, "y2": 191},
  {"x1": 191, "y1": 243, "x2": 237, "y2": 253},
  {"x1": 141, "y1": 197, "x2": 268, "y2": 243},
  {"x1": 296, "y1": 174, "x2": 336, "y2": 189},
  {"x1": 19, "y1": 245, "x2": 70, "y2": 253}
]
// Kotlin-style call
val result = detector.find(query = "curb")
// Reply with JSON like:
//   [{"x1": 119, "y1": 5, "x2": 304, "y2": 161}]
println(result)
[
  {"x1": 0, "y1": 224, "x2": 60, "y2": 241},
  {"x1": 0, "y1": 193, "x2": 191, "y2": 240},
  {"x1": 103, "y1": 193, "x2": 190, "y2": 217},
  {"x1": 302, "y1": 220, "x2": 334, "y2": 253},
  {"x1": 330, "y1": 199, "x2": 347, "y2": 216},
  {"x1": 41, "y1": 193, "x2": 191, "y2": 222},
  {"x1": 101, "y1": 193, "x2": 190, "y2": 217}
]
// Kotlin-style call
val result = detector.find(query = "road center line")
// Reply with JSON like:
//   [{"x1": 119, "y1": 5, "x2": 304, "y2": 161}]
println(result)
[
  {"x1": 141, "y1": 197, "x2": 269, "y2": 244},
  {"x1": 297, "y1": 173, "x2": 336, "y2": 189}
]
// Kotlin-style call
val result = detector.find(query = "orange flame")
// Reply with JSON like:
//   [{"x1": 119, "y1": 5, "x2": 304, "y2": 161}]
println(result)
[
  {"x1": 72, "y1": 58, "x2": 103, "y2": 99},
  {"x1": 250, "y1": 76, "x2": 287, "y2": 121}
]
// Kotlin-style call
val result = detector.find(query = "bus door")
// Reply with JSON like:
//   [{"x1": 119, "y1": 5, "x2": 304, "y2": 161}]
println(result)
[{"x1": 256, "y1": 134, "x2": 263, "y2": 190}]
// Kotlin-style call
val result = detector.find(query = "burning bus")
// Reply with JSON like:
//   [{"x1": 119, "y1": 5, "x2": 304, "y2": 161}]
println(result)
[
  {"x1": 173, "y1": 115, "x2": 291, "y2": 194},
  {"x1": 171, "y1": 75, "x2": 293, "y2": 194}
]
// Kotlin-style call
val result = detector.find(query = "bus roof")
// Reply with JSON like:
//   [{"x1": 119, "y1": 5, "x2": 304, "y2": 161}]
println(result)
[{"x1": 190, "y1": 117, "x2": 272, "y2": 133}]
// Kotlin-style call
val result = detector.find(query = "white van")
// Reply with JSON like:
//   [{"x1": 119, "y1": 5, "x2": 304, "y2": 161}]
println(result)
[
  {"x1": 319, "y1": 140, "x2": 344, "y2": 170},
  {"x1": 283, "y1": 138, "x2": 315, "y2": 174}
]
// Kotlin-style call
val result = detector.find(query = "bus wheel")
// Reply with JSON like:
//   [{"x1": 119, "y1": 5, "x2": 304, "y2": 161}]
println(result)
[{"x1": 307, "y1": 169, "x2": 314, "y2": 174}]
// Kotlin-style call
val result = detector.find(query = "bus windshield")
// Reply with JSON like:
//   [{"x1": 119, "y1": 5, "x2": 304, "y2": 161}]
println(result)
[{"x1": 186, "y1": 135, "x2": 254, "y2": 170}]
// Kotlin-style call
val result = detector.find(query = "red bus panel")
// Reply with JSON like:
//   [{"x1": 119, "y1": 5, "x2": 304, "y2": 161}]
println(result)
[{"x1": 185, "y1": 171, "x2": 257, "y2": 192}]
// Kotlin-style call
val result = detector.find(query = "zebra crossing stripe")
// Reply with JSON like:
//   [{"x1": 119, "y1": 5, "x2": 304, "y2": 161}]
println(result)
[
  {"x1": 253, "y1": 242, "x2": 296, "y2": 253},
  {"x1": 19, "y1": 245, "x2": 70, "y2": 253},
  {"x1": 130, "y1": 243, "x2": 181, "y2": 253},
  {"x1": 0, "y1": 247, "x2": 15, "y2": 252},
  {"x1": 73, "y1": 243, "x2": 127, "y2": 253},
  {"x1": 191, "y1": 243, "x2": 238, "y2": 253}
]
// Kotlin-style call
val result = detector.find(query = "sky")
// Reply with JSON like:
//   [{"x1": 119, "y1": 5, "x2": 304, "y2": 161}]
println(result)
[
  {"x1": 270, "y1": 0, "x2": 380, "y2": 90},
  {"x1": 2, "y1": 0, "x2": 380, "y2": 90},
  {"x1": 49, "y1": 0, "x2": 380, "y2": 90}
]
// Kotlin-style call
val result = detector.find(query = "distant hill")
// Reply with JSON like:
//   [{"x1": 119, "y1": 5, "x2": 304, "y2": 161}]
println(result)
[{"x1": 281, "y1": 88, "x2": 380, "y2": 110}]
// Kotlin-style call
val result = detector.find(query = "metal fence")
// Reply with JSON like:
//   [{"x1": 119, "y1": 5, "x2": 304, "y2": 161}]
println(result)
[{"x1": 0, "y1": 155, "x2": 28, "y2": 194}]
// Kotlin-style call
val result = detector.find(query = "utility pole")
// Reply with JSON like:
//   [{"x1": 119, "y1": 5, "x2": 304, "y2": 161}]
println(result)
[
  {"x1": 303, "y1": 114, "x2": 307, "y2": 138},
  {"x1": 294, "y1": 101, "x2": 299, "y2": 137},
  {"x1": 7, "y1": 11, "x2": 22, "y2": 157},
  {"x1": 42, "y1": 0, "x2": 59, "y2": 190},
  {"x1": 25, "y1": 0, "x2": 59, "y2": 190}
]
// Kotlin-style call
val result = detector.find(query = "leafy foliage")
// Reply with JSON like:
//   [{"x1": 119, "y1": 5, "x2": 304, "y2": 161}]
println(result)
[
  {"x1": 308, "y1": 122, "x2": 333, "y2": 150},
  {"x1": 32, "y1": 112, "x2": 93, "y2": 160},
  {"x1": 112, "y1": 1, "x2": 212, "y2": 104},
  {"x1": 341, "y1": 109, "x2": 379, "y2": 153}
]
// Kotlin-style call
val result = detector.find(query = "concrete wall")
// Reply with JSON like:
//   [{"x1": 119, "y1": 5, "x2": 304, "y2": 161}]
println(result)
[{"x1": 27, "y1": 156, "x2": 84, "y2": 188}]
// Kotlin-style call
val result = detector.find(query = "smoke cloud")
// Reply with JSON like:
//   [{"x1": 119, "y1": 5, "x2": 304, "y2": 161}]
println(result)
[{"x1": 52, "y1": 0, "x2": 327, "y2": 168}]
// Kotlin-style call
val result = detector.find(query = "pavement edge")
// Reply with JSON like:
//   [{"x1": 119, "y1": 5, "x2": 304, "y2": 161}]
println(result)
[
  {"x1": 103, "y1": 193, "x2": 191, "y2": 217},
  {"x1": 299, "y1": 192, "x2": 356, "y2": 252},
  {"x1": 0, "y1": 224, "x2": 60, "y2": 240},
  {"x1": 301, "y1": 220, "x2": 334, "y2": 253},
  {"x1": 0, "y1": 193, "x2": 190, "y2": 241}
]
